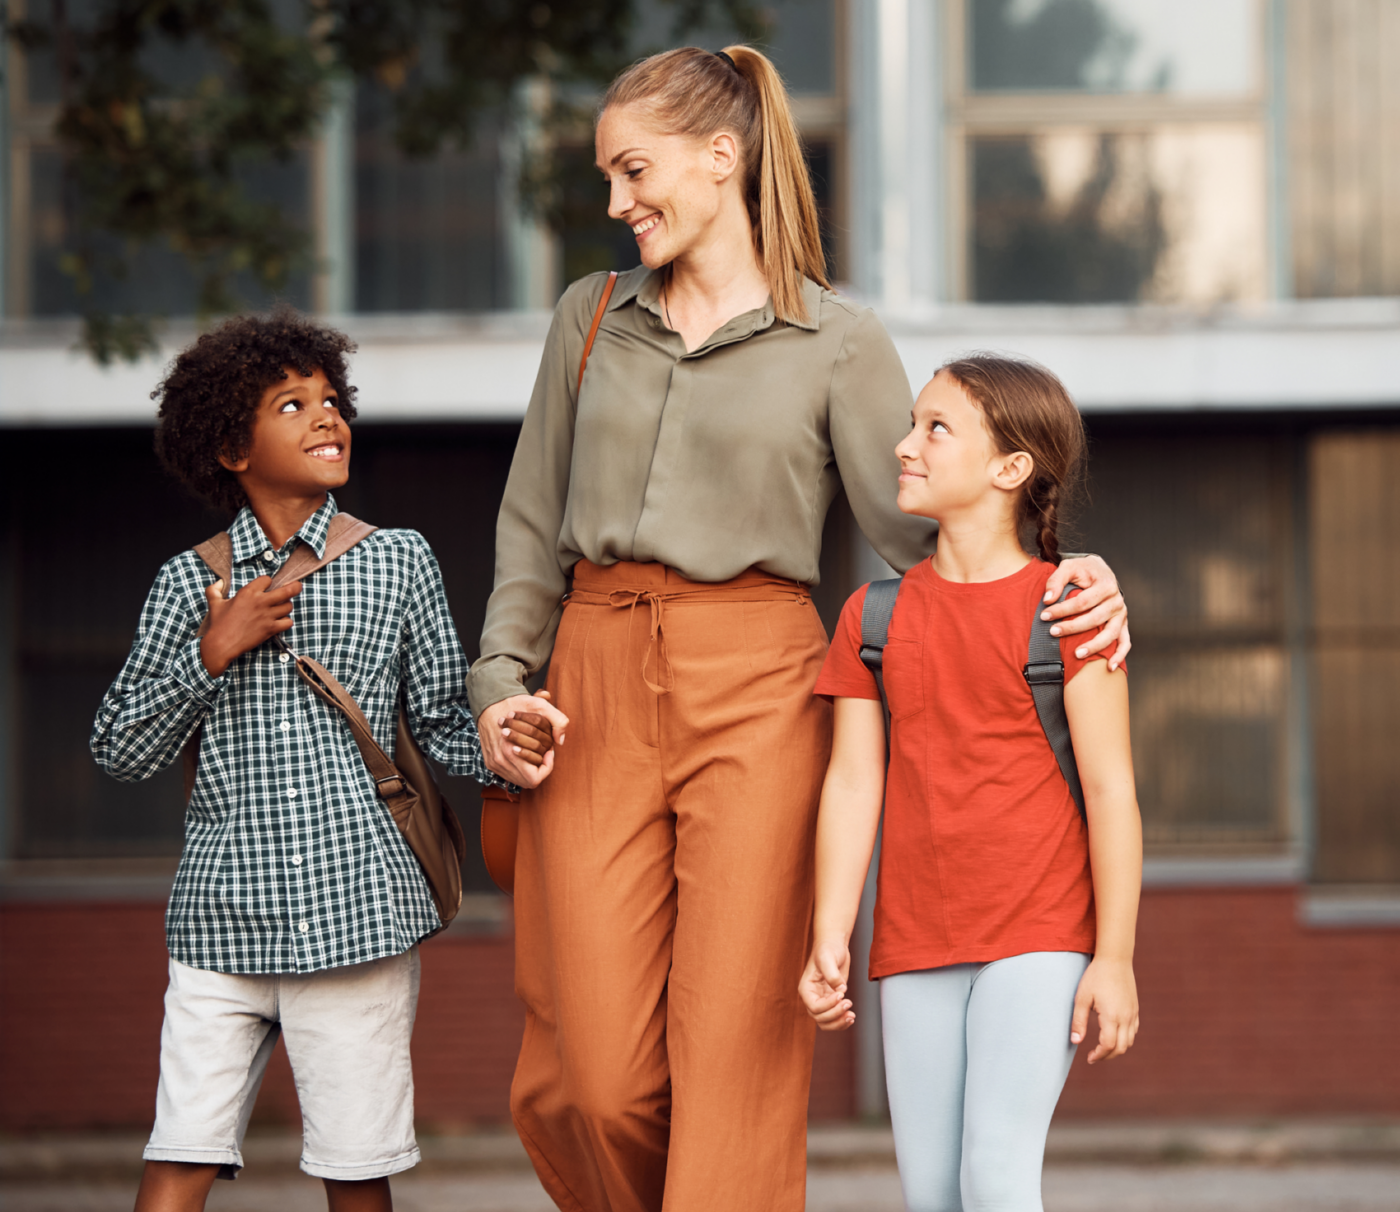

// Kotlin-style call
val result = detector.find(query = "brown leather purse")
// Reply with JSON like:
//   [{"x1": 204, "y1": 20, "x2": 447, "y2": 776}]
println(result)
[
  {"x1": 479, "y1": 269, "x2": 618, "y2": 896},
  {"x1": 186, "y1": 513, "x2": 467, "y2": 926}
]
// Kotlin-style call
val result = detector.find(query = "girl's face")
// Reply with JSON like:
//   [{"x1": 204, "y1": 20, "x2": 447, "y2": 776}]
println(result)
[
  {"x1": 595, "y1": 103, "x2": 741, "y2": 269},
  {"x1": 895, "y1": 371, "x2": 1030, "y2": 522}
]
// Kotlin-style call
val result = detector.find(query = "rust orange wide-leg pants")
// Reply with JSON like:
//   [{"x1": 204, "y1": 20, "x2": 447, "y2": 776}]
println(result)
[{"x1": 510, "y1": 560, "x2": 832, "y2": 1212}]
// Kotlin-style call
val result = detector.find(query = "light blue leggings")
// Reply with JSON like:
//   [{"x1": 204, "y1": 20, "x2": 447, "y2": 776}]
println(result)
[{"x1": 880, "y1": 951, "x2": 1092, "y2": 1212}]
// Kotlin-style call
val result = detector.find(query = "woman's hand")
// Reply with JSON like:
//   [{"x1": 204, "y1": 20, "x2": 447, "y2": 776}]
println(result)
[
  {"x1": 798, "y1": 938, "x2": 856, "y2": 1031},
  {"x1": 480, "y1": 691, "x2": 570, "y2": 789},
  {"x1": 1070, "y1": 956, "x2": 1139, "y2": 1064},
  {"x1": 1042, "y1": 554, "x2": 1131, "y2": 671}
]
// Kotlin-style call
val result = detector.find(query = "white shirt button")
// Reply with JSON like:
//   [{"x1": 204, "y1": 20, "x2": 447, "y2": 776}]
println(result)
[
  {"x1": 287, "y1": 787, "x2": 298, "y2": 798},
  {"x1": 291, "y1": 855, "x2": 303, "y2": 866},
  {"x1": 298, "y1": 921, "x2": 309, "y2": 933},
  {"x1": 262, "y1": 549, "x2": 276, "y2": 562},
  {"x1": 279, "y1": 652, "x2": 291, "y2": 664},
  {"x1": 280, "y1": 721, "x2": 292, "y2": 732}
]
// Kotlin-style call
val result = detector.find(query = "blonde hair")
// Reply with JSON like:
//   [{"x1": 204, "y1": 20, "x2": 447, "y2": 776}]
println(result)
[
  {"x1": 600, "y1": 45, "x2": 830, "y2": 324},
  {"x1": 939, "y1": 354, "x2": 1086, "y2": 565}
]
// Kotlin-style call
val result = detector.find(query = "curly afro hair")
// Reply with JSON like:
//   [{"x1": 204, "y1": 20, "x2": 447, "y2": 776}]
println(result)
[{"x1": 153, "y1": 306, "x2": 359, "y2": 514}]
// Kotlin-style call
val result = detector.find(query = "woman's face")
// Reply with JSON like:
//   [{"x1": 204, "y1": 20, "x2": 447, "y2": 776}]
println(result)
[{"x1": 595, "y1": 103, "x2": 740, "y2": 269}]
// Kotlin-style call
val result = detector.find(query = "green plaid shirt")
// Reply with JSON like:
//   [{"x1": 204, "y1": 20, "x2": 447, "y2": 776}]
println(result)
[{"x1": 92, "y1": 496, "x2": 495, "y2": 974}]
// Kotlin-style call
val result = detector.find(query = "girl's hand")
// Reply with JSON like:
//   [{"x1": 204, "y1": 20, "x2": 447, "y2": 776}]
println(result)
[
  {"x1": 480, "y1": 692, "x2": 569, "y2": 788},
  {"x1": 798, "y1": 938, "x2": 856, "y2": 1031},
  {"x1": 1042, "y1": 555, "x2": 1131, "y2": 671},
  {"x1": 1070, "y1": 956, "x2": 1139, "y2": 1064}
]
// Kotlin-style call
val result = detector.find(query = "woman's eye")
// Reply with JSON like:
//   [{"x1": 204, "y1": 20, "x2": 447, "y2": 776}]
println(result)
[{"x1": 626, "y1": 168, "x2": 642, "y2": 179}]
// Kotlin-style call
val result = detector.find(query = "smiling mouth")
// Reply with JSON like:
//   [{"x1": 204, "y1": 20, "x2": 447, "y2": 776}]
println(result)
[
  {"x1": 306, "y1": 443, "x2": 344, "y2": 461},
  {"x1": 632, "y1": 215, "x2": 660, "y2": 237}
]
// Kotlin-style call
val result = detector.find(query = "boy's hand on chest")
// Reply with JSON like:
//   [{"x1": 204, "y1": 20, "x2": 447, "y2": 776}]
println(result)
[{"x1": 200, "y1": 575, "x2": 304, "y2": 678}]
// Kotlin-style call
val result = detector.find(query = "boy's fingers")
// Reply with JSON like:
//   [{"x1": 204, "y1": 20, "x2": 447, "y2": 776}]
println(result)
[
  {"x1": 205, "y1": 579, "x2": 227, "y2": 604},
  {"x1": 516, "y1": 696, "x2": 569, "y2": 731}
]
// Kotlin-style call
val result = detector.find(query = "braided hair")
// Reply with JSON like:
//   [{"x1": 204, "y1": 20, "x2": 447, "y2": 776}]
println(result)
[{"x1": 938, "y1": 354, "x2": 1085, "y2": 564}]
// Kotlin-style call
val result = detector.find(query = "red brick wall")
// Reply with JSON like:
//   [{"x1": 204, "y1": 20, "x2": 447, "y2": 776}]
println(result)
[{"x1": 3, "y1": 887, "x2": 1396, "y2": 1131}]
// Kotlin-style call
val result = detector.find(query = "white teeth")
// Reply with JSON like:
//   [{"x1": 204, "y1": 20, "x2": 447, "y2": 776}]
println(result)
[
  {"x1": 309, "y1": 446, "x2": 339, "y2": 458},
  {"x1": 632, "y1": 216, "x2": 659, "y2": 235}
]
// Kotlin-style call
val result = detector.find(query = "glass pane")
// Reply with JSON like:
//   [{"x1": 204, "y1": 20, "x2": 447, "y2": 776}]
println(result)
[
  {"x1": 628, "y1": 0, "x2": 836, "y2": 95},
  {"x1": 354, "y1": 86, "x2": 508, "y2": 312},
  {"x1": 970, "y1": 125, "x2": 1265, "y2": 303},
  {"x1": 1076, "y1": 430, "x2": 1294, "y2": 845},
  {"x1": 28, "y1": 146, "x2": 311, "y2": 317},
  {"x1": 969, "y1": 0, "x2": 1259, "y2": 95}
]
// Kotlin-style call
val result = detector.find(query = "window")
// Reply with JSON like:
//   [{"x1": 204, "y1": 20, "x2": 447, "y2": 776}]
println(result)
[
  {"x1": 949, "y1": 0, "x2": 1269, "y2": 303},
  {"x1": 1075, "y1": 424, "x2": 1300, "y2": 851}
]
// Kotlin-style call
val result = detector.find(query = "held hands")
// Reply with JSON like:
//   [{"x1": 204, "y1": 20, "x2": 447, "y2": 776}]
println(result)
[
  {"x1": 1070, "y1": 956, "x2": 1139, "y2": 1064},
  {"x1": 798, "y1": 938, "x2": 857, "y2": 1031},
  {"x1": 200, "y1": 576, "x2": 302, "y2": 678},
  {"x1": 1042, "y1": 555, "x2": 1131, "y2": 671},
  {"x1": 480, "y1": 692, "x2": 570, "y2": 789}
]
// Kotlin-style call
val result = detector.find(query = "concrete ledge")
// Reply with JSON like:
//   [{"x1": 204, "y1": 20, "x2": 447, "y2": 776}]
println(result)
[
  {"x1": 1300, "y1": 886, "x2": 1400, "y2": 928},
  {"x1": 5, "y1": 1120, "x2": 1399, "y2": 1180},
  {"x1": 1141, "y1": 853, "x2": 1305, "y2": 888}
]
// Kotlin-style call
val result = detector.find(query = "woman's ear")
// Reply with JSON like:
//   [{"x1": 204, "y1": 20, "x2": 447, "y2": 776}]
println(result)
[
  {"x1": 709, "y1": 131, "x2": 740, "y2": 184},
  {"x1": 992, "y1": 450, "x2": 1034, "y2": 491}
]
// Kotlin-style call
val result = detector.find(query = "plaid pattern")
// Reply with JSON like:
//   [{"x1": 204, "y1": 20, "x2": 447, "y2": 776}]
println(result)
[{"x1": 92, "y1": 496, "x2": 496, "y2": 974}]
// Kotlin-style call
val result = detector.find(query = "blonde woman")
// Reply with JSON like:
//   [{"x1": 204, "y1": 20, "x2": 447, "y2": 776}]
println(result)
[{"x1": 470, "y1": 46, "x2": 1130, "y2": 1212}]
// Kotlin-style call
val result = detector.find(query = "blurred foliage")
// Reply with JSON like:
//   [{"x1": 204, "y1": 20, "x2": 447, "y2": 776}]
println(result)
[{"x1": 6, "y1": 0, "x2": 767, "y2": 361}]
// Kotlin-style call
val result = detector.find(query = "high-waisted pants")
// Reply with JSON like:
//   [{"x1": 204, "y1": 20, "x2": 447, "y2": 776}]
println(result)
[{"x1": 510, "y1": 560, "x2": 832, "y2": 1212}]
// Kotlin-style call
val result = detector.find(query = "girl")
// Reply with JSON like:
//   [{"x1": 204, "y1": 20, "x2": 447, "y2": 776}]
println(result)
[{"x1": 799, "y1": 355, "x2": 1142, "y2": 1212}]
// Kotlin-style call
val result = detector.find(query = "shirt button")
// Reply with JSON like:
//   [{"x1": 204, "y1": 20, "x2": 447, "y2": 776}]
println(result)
[
  {"x1": 298, "y1": 921, "x2": 309, "y2": 933},
  {"x1": 279, "y1": 652, "x2": 291, "y2": 664},
  {"x1": 291, "y1": 855, "x2": 303, "y2": 866},
  {"x1": 287, "y1": 787, "x2": 298, "y2": 798},
  {"x1": 280, "y1": 721, "x2": 292, "y2": 732},
  {"x1": 263, "y1": 549, "x2": 276, "y2": 562}
]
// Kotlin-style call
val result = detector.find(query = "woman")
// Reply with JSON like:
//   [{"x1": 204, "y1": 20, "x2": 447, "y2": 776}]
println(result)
[{"x1": 470, "y1": 46, "x2": 1129, "y2": 1212}]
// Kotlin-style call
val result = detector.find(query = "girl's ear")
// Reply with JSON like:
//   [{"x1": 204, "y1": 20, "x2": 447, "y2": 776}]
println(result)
[{"x1": 992, "y1": 450, "x2": 1034, "y2": 491}]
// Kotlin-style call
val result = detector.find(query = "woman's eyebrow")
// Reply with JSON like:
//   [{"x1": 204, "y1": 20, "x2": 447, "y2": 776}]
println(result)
[{"x1": 607, "y1": 148, "x2": 646, "y2": 166}]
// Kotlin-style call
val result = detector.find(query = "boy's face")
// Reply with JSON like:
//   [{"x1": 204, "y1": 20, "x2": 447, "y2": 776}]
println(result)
[{"x1": 221, "y1": 367, "x2": 350, "y2": 503}]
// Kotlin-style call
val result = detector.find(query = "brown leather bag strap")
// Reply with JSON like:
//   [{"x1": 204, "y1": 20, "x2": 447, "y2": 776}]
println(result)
[
  {"x1": 292, "y1": 654, "x2": 410, "y2": 802},
  {"x1": 269, "y1": 514, "x2": 378, "y2": 590},
  {"x1": 576, "y1": 270, "x2": 618, "y2": 395},
  {"x1": 193, "y1": 532, "x2": 234, "y2": 589}
]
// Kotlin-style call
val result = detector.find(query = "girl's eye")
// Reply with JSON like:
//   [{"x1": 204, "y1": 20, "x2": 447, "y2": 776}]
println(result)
[{"x1": 932, "y1": 421, "x2": 949, "y2": 434}]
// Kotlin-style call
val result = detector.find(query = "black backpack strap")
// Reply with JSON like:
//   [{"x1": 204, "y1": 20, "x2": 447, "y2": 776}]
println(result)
[
  {"x1": 1024, "y1": 585, "x2": 1087, "y2": 821},
  {"x1": 859, "y1": 578, "x2": 904, "y2": 738}
]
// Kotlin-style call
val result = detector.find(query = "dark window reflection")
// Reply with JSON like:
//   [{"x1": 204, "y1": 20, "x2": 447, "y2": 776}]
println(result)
[
  {"x1": 971, "y1": 134, "x2": 1166, "y2": 302},
  {"x1": 971, "y1": 0, "x2": 1135, "y2": 91},
  {"x1": 354, "y1": 86, "x2": 508, "y2": 312}
]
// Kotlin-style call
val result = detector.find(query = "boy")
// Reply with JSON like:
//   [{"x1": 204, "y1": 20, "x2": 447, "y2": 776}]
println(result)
[{"x1": 92, "y1": 308, "x2": 559, "y2": 1212}]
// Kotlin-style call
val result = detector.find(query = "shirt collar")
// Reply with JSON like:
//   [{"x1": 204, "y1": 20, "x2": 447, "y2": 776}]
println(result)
[
  {"x1": 617, "y1": 267, "x2": 824, "y2": 334},
  {"x1": 229, "y1": 494, "x2": 339, "y2": 565}
]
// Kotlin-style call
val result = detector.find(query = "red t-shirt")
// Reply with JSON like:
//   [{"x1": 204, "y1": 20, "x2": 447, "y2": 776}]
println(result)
[{"x1": 815, "y1": 558, "x2": 1113, "y2": 978}]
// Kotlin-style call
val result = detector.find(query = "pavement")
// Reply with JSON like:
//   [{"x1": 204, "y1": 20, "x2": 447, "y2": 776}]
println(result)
[{"x1": 3, "y1": 1121, "x2": 1399, "y2": 1211}]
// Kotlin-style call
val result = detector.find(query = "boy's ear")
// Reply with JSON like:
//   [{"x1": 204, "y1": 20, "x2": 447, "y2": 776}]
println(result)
[
  {"x1": 218, "y1": 443, "x2": 250, "y2": 474},
  {"x1": 992, "y1": 450, "x2": 1034, "y2": 492}
]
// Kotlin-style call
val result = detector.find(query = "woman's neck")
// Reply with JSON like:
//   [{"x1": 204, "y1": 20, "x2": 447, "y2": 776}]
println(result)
[
  {"x1": 663, "y1": 205, "x2": 770, "y2": 351},
  {"x1": 929, "y1": 511, "x2": 1032, "y2": 584}
]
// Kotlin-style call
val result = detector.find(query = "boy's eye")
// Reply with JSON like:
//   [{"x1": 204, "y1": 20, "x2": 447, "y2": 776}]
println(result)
[
  {"x1": 323, "y1": 398, "x2": 337, "y2": 410},
  {"x1": 279, "y1": 400, "x2": 300, "y2": 414}
]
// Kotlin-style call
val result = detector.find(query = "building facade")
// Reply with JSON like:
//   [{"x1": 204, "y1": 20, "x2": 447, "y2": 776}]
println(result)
[{"x1": 2, "y1": 0, "x2": 1399, "y2": 1130}]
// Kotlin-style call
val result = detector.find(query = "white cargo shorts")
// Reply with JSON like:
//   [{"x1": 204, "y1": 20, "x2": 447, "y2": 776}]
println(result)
[{"x1": 144, "y1": 947, "x2": 420, "y2": 1181}]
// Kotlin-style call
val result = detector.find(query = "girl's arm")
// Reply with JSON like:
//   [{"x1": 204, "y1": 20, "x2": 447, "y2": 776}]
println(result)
[
  {"x1": 798, "y1": 696, "x2": 887, "y2": 1031},
  {"x1": 1064, "y1": 660, "x2": 1143, "y2": 1063}
]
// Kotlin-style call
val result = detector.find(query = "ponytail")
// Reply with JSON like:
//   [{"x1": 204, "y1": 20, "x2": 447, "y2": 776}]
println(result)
[
  {"x1": 939, "y1": 355, "x2": 1085, "y2": 565},
  {"x1": 600, "y1": 45, "x2": 830, "y2": 324}
]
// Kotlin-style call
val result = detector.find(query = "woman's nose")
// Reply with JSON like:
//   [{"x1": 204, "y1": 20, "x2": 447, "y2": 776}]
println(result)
[{"x1": 607, "y1": 178, "x2": 634, "y2": 221}]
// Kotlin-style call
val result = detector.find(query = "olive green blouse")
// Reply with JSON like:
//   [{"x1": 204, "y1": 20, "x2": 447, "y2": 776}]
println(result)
[{"x1": 468, "y1": 266, "x2": 938, "y2": 715}]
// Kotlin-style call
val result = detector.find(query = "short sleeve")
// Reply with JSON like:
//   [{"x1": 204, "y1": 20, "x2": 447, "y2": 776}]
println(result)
[
  {"x1": 814, "y1": 585, "x2": 882, "y2": 701},
  {"x1": 1059, "y1": 589, "x2": 1125, "y2": 683}
]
